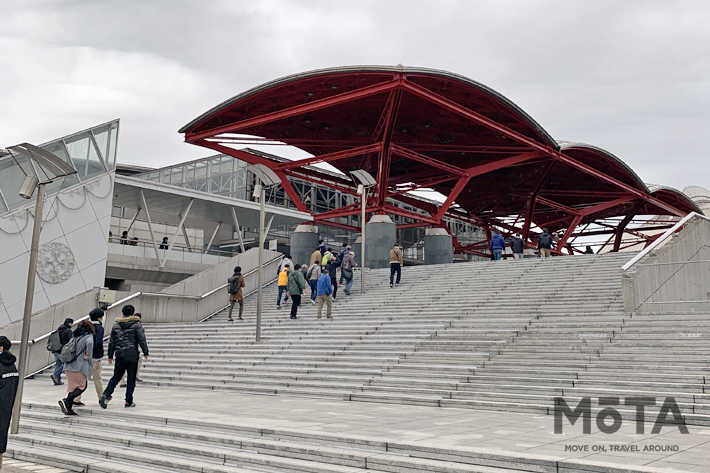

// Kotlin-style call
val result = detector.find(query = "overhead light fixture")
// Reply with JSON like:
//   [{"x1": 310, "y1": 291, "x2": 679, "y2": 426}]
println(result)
[
  {"x1": 356, "y1": 184, "x2": 364, "y2": 195},
  {"x1": 322, "y1": 123, "x2": 330, "y2": 130},
  {"x1": 247, "y1": 163, "x2": 281, "y2": 188},
  {"x1": 19, "y1": 175, "x2": 39, "y2": 199},
  {"x1": 304, "y1": 115, "x2": 311, "y2": 123},
  {"x1": 307, "y1": 91, "x2": 313, "y2": 96},
  {"x1": 425, "y1": 120, "x2": 432, "y2": 128},
  {"x1": 331, "y1": 84, "x2": 338, "y2": 89}
]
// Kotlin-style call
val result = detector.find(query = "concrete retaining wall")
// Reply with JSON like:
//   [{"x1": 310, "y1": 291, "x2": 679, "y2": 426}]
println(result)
[{"x1": 623, "y1": 217, "x2": 710, "y2": 313}]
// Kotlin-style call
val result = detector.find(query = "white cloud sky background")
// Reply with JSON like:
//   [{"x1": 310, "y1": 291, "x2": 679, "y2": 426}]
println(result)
[{"x1": 2, "y1": 0, "x2": 709, "y2": 192}]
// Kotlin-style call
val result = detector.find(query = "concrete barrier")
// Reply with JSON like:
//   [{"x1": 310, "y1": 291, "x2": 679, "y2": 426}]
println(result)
[
  {"x1": 3, "y1": 247, "x2": 281, "y2": 376},
  {"x1": 622, "y1": 215, "x2": 710, "y2": 313}
]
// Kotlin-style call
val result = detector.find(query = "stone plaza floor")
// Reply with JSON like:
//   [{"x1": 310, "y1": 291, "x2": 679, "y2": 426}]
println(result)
[{"x1": 17, "y1": 380, "x2": 710, "y2": 472}]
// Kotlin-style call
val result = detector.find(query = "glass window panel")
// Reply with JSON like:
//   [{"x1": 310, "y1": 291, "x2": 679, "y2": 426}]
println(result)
[
  {"x1": 160, "y1": 169, "x2": 170, "y2": 183},
  {"x1": 0, "y1": 193, "x2": 7, "y2": 214},
  {"x1": 64, "y1": 135, "x2": 91, "y2": 179},
  {"x1": 0, "y1": 154, "x2": 38, "y2": 210},
  {"x1": 195, "y1": 162, "x2": 207, "y2": 180},
  {"x1": 106, "y1": 121, "x2": 119, "y2": 170},
  {"x1": 44, "y1": 173, "x2": 79, "y2": 196},
  {"x1": 184, "y1": 164, "x2": 195, "y2": 182},
  {"x1": 171, "y1": 167, "x2": 183, "y2": 184},
  {"x1": 92, "y1": 127, "x2": 109, "y2": 167},
  {"x1": 83, "y1": 136, "x2": 107, "y2": 180},
  {"x1": 39, "y1": 141, "x2": 75, "y2": 171}
]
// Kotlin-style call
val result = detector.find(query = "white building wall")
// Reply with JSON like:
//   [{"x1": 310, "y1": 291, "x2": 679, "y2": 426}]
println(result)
[{"x1": 0, "y1": 173, "x2": 114, "y2": 326}]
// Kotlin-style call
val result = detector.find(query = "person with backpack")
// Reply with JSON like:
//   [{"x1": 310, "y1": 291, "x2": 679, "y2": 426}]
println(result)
[
  {"x1": 120, "y1": 313, "x2": 145, "y2": 387},
  {"x1": 227, "y1": 266, "x2": 246, "y2": 321},
  {"x1": 0, "y1": 336, "x2": 19, "y2": 468},
  {"x1": 321, "y1": 247, "x2": 333, "y2": 269},
  {"x1": 48, "y1": 318, "x2": 74, "y2": 386},
  {"x1": 316, "y1": 269, "x2": 334, "y2": 319},
  {"x1": 58, "y1": 320, "x2": 95, "y2": 416},
  {"x1": 341, "y1": 251, "x2": 357, "y2": 296},
  {"x1": 306, "y1": 261, "x2": 321, "y2": 305},
  {"x1": 337, "y1": 243, "x2": 348, "y2": 285},
  {"x1": 287, "y1": 264, "x2": 307, "y2": 320},
  {"x1": 100, "y1": 305, "x2": 149, "y2": 409},
  {"x1": 325, "y1": 254, "x2": 340, "y2": 301},
  {"x1": 511, "y1": 234, "x2": 526, "y2": 260},
  {"x1": 75, "y1": 308, "x2": 106, "y2": 406},
  {"x1": 276, "y1": 264, "x2": 290, "y2": 309},
  {"x1": 389, "y1": 244, "x2": 404, "y2": 287},
  {"x1": 538, "y1": 228, "x2": 555, "y2": 258},
  {"x1": 279, "y1": 254, "x2": 293, "y2": 272},
  {"x1": 488, "y1": 231, "x2": 506, "y2": 261}
]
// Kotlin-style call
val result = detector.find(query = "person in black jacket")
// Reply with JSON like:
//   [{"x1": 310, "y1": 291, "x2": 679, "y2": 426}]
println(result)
[
  {"x1": 100, "y1": 305, "x2": 149, "y2": 409},
  {"x1": 50, "y1": 318, "x2": 74, "y2": 386},
  {"x1": 325, "y1": 254, "x2": 340, "y2": 301},
  {"x1": 537, "y1": 228, "x2": 555, "y2": 258},
  {"x1": 0, "y1": 336, "x2": 19, "y2": 469}
]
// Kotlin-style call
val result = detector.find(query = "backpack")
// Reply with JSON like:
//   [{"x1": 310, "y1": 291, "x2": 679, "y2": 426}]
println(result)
[
  {"x1": 306, "y1": 265, "x2": 315, "y2": 280},
  {"x1": 59, "y1": 337, "x2": 78, "y2": 363},
  {"x1": 228, "y1": 275, "x2": 242, "y2": 294},
  {"x1": 47, "y1": 331, "x2": 62, "y2": 353},
  {"x1": 321, "y1": 252, "x2": 331, "y2": 266}
]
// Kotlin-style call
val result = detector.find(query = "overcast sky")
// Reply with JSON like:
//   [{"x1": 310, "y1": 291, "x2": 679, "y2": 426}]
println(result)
[{"x1": 2, "y1": 0, "x2": 709, "y2": 193}]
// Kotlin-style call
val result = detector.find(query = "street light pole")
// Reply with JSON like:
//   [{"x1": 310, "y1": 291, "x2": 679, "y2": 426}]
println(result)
[
  {"x1": 360, "y1": 188, "x2": 366, "y2": 296},
  {"x1": 11, "y1": 182, "x2": 46, "y2": 434},
  {"x1": 256, "y1": 186, "x2": 265, "y2": 342}
]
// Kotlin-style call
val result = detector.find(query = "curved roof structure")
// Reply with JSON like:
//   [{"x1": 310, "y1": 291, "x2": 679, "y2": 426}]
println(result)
[{"x1": 181, "y1": 66, "x2": 699, "y2": 254}]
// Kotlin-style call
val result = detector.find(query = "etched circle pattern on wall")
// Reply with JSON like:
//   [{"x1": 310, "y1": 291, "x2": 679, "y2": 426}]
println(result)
[{"x1": 36, "y1": 242, "x2": 76, "y2": 284}]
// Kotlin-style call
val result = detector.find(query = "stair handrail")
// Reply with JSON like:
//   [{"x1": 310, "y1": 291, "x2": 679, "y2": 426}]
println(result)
[
  {"x1": 10, "y1": 254, "x2": 284, "y2": 346},
  {"x1": 620, "y1": 212, "x2": 710, "y2": 274}
]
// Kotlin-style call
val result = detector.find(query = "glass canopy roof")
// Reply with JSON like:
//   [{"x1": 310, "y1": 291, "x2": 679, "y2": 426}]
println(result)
[{"x1": 0, "y1": 120, "x2": 119, "y2": 214}]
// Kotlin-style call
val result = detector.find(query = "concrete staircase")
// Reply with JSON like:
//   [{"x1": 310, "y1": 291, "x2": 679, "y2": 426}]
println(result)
[
  {"x1": 10, "y1": 402, "x2": 679, "y2": 473},
  {"x1": 134, "y1": 252, "x2": 710, "y2": 425}
]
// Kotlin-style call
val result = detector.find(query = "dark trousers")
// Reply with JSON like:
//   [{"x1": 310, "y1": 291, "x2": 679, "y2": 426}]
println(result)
[
  {"x1": 309, "y1": 280, "x2": 318, "y2": 301},
  {"x1": 228, "y1": 300, "x2": 243, "y2": 319},
  {"x1": 103, "y1": 358, "x2": 139, "y2": 404},
  {"x1": 390, "y1": 263, "x2": 401, "y2": 285},
  {"x1": 65, "y1": 384, "x2": 87, "y2": 411},
  {"x1": 290, "y1": 295, "x2": 301, "y2": 317},
  {"x1": 331, "y1": 280, "x2": 338, "y2": 299}
]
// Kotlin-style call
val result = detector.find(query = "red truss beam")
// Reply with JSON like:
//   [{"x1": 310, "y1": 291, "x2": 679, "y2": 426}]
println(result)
[
  {"x1": 434, "y1": 175, "x2": 471, "y2": 221},
  {"x1": 284, "y1": 170, "x2": 358, "y2": 196},
  {"x1": 376, "y1": 90, "x2": 403, "y2": 208},
  {"x1": 397, "y1": 222, "x2": 430, "y2": 229},
  {"x1": 535, "y1": 196, "x2": 579, "y2": 216},
  {"x1": 275, "y1": 143, "x2": 382, "y2": 171},
  {"x1": 387, "y1": 176, "x2": 457, "y2": 198},
  {"x1": 314, "y1": 219, "x2": 362, "y2": 232},
  {"x1": 400, "y1": 78, "x2": 686, "y2": 217},
  {"x1": 313, "y1": 205, "x2": 378, "y2": 220},
  {"x1": 579, "y1": 195, "x2": 636, "y2": 216},
  {"x1": 186, "y1": 77, "x2": 403, "y2": 142},
  {"x1": 389, "y1": 144, "x2": 468, "y2": 176},
  {"x1": 194, "y1": 140, "x2": 309, "y2": 212},
  {"x1": 382, "y1": 203, "x2": 437, "y2": 224},
  {"x1": 312, "y1": 200, "x2": 364, "y2": 219}
]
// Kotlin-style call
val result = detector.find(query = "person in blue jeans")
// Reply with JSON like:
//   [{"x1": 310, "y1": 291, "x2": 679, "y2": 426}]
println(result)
[
  {"x1": 306, "y1": 262, "x2": 321, "y2": 304},
  {"x1": 50, "y1": 318, "x2": 74, "y2": 385},
  {"x1": 488, "y1": 231, "x2": 506, "y2": 261}
]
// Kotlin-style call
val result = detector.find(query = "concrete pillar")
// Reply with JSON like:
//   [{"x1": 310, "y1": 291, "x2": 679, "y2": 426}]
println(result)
[
  {"x1": 365, "y1": 215, "x2": 396, "y2": 269},
  {"x1": 290, "y1": 224, "x2": 319, "y2": 267},
  {"x1": 352, "y1": 236, "x2": 361, "y2": 261},
  {"x1": 423, "y1": 227, "x2": 453, "y2": 265}
]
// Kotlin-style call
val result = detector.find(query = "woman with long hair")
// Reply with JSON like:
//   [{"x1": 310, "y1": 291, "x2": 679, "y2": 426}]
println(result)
[{"x1": 58, "y1": 320, "x2": 95, "y2": 416}]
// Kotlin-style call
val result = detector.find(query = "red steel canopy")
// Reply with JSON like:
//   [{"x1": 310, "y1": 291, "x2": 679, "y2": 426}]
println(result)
[{"x1": 180, "y1": 66, "x2": 700, "y2": 254}]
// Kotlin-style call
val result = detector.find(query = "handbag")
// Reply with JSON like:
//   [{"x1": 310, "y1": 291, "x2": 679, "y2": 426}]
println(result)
[{"x1": 342, "y1": 268, "x2": 353, "y2": 279}]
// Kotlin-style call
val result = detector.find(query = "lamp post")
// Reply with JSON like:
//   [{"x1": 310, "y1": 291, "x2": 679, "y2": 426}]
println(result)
[
  {"x1": 350, "y1": 170, "x2": 376, "y2": 296},
  {"x1": 4, "y1": 143, "x2": 77, "y2": 434},
  {"x1": 246, "y1": 164, "x2": 281, "y2": 342}
]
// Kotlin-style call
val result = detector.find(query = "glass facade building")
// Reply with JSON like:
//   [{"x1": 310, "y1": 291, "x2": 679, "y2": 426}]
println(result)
[
  {"x1": 131, "y1": 148, "x2": 484, "y2": 260},
  {"x1": 0, "y1": 120, "x2": 119, "y2": 215}
]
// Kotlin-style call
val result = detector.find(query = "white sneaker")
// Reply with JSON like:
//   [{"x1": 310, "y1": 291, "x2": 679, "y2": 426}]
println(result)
[{"x1": 311, "y1": 300, "x2": 317, "y2": 305}]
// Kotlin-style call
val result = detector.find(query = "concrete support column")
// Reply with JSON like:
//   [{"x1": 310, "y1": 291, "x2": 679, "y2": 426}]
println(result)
[
  {"x1": 365, "y1": 215, "x2": 396, "y2": 269},
  {"x1": 423, "y1": 227, "x2": 453, "y2": 265},
  {"x1": 290, "y1": 224, "x2": 319, "y2": 266},
  {"x1": 352, "y1": 236, "x2": 361, "y2": 260}
]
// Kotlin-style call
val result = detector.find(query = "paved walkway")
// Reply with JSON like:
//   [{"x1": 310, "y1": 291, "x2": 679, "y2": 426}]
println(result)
[{"x1": 19, "y1": 379, "x2": 710, "y2": 472}]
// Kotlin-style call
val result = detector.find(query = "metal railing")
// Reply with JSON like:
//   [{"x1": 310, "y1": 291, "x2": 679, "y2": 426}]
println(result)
[
  {"x1": 620, "y1": 212, "x2": 710, "y2": 274},
  {"x1": 10, "y1": 254, "x2": 284, "y2": 348}
]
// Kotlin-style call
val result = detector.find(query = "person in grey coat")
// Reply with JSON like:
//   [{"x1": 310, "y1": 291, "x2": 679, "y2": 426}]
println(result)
[{"x1": 58, "y1": 321, "x2": 95, "y2": 416}]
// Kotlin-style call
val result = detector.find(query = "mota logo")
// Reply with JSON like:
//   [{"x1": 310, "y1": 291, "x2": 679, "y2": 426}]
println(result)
[{"x1": 554, "y1": 397, "x2": 689, "y2": 434}]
